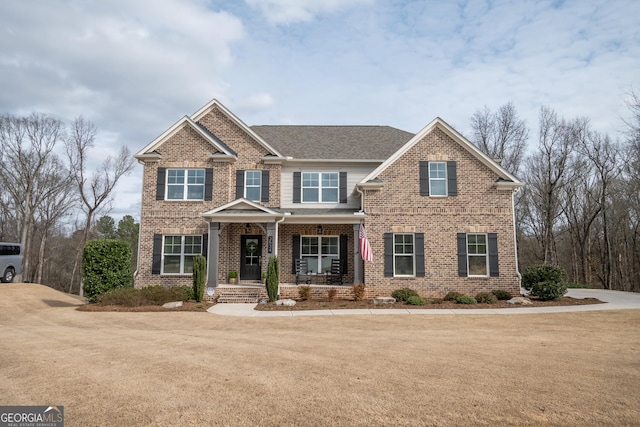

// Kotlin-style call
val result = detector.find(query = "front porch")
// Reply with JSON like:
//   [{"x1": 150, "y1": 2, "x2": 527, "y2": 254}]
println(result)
[{"x1": 207, "y1": 282, "x2": 356, "y2": 304}]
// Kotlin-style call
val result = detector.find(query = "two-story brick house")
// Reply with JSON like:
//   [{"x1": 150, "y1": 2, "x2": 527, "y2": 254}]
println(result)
[{"x1": 134, "y1": 99, "x2": 523, "y2": 300}]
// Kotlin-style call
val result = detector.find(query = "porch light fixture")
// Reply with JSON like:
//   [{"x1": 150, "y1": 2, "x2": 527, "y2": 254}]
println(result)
[
  {"x1": 317, "y1": 225, "x2": 323, "y2": 235},
  {"x1": 245, "y1": 223, "x2": 251, "y2": 233}
]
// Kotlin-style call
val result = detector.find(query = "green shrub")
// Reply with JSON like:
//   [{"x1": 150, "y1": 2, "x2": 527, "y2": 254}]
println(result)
[
  {"x1": 192, "y1": 255, "x2": 206, "y2": 302},
  {"x1": 491, "y1": 289, "x2": 513, "y2": 300},
  {"x1": 455, "y1": 295, "x2": 477, "y2": 304},
  {"x1": 82, "y1": 239, "x2": 133, "y2": 303},
  {"x1": 475, "y1": 292, "x2": 498, "y2": 304},
  {"x1": 97, "y1": 285, "x2": 193, "y2": 306},
  {"x1": 522, "y1": 264, "x2": 568, "y2": 290},
  {"x1": 444, "y1": 291, "x2": 464, "y2": 301},
  {"x1": 530, "y1": 280, "x2": 567, "y2": 301},
  {"x1": 406, "y1": 295, "x2": 425, "y2": 305},
  {"x1": 391, "y1": 288, "x2": 419, "y2": 302},
  {"x1": 353, "y1": 283, "x2": 366, "y2": 301},
  {"x1": 265, "y1": 256, "x2": 279, "y2": 302},
  {"x1": 298, "y1": 285, "x2": 311, "y2": 300},
  {"x1": 327, "y1": 288, "x2": 337, "y2": 301}
]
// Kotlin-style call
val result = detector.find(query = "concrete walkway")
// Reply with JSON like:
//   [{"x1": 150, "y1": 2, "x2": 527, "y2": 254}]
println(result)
[{"x1": 207, "y1": 288, "x2": 640, "y2": 317}]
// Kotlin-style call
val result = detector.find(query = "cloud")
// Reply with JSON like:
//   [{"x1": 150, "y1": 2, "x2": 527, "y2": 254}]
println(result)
[{"x1": 245, "y1": 0, "x2": 373, "y2": 25}]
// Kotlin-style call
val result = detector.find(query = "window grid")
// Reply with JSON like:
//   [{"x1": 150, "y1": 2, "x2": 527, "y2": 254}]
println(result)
[
  {"x1": 302, "y1": 172, "x2": 339, "y2": 203},
  {"x1": 393, "y1": 233, "x2": 415, "y2": 276},
  {"x1": 467, "y1": 234, "x2": 488, "y2": 276},
  {"x1": 166, "y1": 169, "x2": 205, "y2": 200},
  {"x1": 162, "y1": 235, "x2": 202, "y2": 274},
  {"x1": 429, "y1": 162, "x2": 447, "y2": 196},
  {"x1": 301, "y1": 235, "x2": 339, "y2": 274},
  {"x1": 245, "y1": 170, "x2": 262, "y2": 201}
]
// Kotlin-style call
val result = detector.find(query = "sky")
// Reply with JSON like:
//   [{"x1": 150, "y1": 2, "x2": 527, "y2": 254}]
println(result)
[{"x1": 1, "y1": 0, "x2": 638, "y2": 222}]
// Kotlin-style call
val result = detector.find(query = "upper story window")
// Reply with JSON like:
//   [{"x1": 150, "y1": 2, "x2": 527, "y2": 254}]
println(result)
[
  {"x1": 302, "y1": 172, "x2": 338, "y2": 203},
  {"x1": 167, "y1": 169, "x2": 205, "y2": 200},
  {"x1": 245, "y1": 170, "x2": 262, "y2": 202},
  {"x1": 429, "y1": 162, "x2": 447, "y2": 196}
]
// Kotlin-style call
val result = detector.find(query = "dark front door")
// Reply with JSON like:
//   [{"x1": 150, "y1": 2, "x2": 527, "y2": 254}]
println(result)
[{"x1": 240, "y1": 235, "x2": 262, "y2": 280}]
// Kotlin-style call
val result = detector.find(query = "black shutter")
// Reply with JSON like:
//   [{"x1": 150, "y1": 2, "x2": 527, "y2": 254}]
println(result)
[
  {"x1": 293, "y1": 172, "x2": 301, "y2": 203},
  {"x1": 152, "y1": 234, "x2": 162, "y2": 275},
  {"x1": 457, "y1": 233, "x2": 468, "y2": 277},
  {"x1": 339, "y1": 172, "x2": 347, "y2": 203},
  {"x1": 488, "y1": 233, "x2": 499, "y2": 277},
  {"x1": 292, "y1": 235, "x2": 300, "y2": 274},
  {"x1": 419, "y1": 161, "x2": 429, "y2": 196},
  {"x1": 261, "y1": 170, "x2": 270, "y2": 202},
  {"x1": 384, "y1": 233, "x2": 393, "y2": 277},
  {"x1": 235, "y1": 170, "x2": 244, "y2": 199},
  {"x1": 340, "y1": 234, "x2": 348, "y2": 274},
  {"x1": 447, "y1": 161, "x2": 457, "y2": 196},
  {"x1": 202, "y1": 233, "x2": 208, "y2": 259},
  {"x1": 415, "y1": 233, "x2": 425, "y2": 277},
  {"x1": 204, "y1": 168, "x2": 214, "y2": 201},
  {"x1": 156, "y1": 168, "x2": 166, "y2": 200}
]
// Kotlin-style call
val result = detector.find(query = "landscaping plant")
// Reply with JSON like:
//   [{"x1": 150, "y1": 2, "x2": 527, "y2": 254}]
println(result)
[
  {"x1": 327, "y1": 288, "x2": 337, "y2": 301},
  {"x1": 192, "y1": 255, "x2": 206, "y2": 302},
  {"x1": 530, "y1": 280, "x2": 568, "y2": 301},
  {"x1": 391, "y1": 288, "x2": 419, "y2": 302},
  {"x1": 455, "y1": 295, "x2": 477, "y2": 304},
  {"x1": 475, "y1": 292, "x2": 498, "y2": 304},
  {"x1": 266, "y1": 256, "x2": 279, "y2": 302},
  {"x1": 444, "y1": 291, "x2": 464, "y2": 302},
  {"x1": 82, "y1": 239, "x2": 132, "y2": 303},
  {"x1": 491, "y1": 289, "x2": 512, "y2": 300},
  {"x1": 298, "y1": 285, "x2": 311, "y2": 301},
  {"x1": 352, "y1": 283, "x2": 366, "y2": 301},
  {"x1": 522, "y1": 264, "x2": 568, "y2": 290},
  {"x1": 406, "y1": 295, "x2": 426, "y2": 305}
]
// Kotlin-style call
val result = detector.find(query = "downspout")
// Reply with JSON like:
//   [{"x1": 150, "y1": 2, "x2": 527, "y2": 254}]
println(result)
[
  {"x1": 133, "y1": 159, "x2": 145, "y2": 285},
  {"x1": 512, "y1": 188, "x2": 524, "y2": 295},
  {"x1": 355, "y1": 185, "x2": 365, "y2": 213}
]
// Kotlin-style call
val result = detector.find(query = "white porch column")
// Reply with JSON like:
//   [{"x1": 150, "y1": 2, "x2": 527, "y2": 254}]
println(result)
[
  {"x1": 353, "y1": 224, "x2": 363, "y2": 284},
  {"x1": 206, "y1": 222, "x2": 219, "y2": 287}
]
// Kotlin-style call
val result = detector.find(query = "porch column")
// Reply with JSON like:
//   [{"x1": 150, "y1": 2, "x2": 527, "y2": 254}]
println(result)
[
  {"x1": 266, "y1": 222, "x2": 276, "y2": 258},
  {"x1": 353, "y1": 224, "x2": 363, "y2": 284},
  {"x1": 207, "y1": 222, "x2": 220, "y2": 287}
]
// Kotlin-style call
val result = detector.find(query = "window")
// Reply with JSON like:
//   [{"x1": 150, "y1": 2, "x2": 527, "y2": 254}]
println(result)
[
  {"x1": 244, "y1": 171, "x2": 262, "y2": 201},
  {"x1": 162, "y1": 235, "x2": 202, "y2": 274},
  {"x1": 393, "y1": 234, "x2": 415, "y2": 276},
  {"x1": 166, "y1": 169, "x2": 205, "y2": 200},
  {"x1": 467, "y1": 234, "x2": 488, "y2": 276},
  {"x1": 300, "y1": 236, "x2": 339, "y2": 274},
  {"x1": 302, "y1": 172, "x2": 338, "y2": 203},
  {"x1": 429, "y1": 162, "x2": 447, "y2": 196}
]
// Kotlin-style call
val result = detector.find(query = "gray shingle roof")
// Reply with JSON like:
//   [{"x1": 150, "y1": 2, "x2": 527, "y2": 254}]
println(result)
[{"x1": 250, "y1": 125, "x2": 414, "y2": 160}]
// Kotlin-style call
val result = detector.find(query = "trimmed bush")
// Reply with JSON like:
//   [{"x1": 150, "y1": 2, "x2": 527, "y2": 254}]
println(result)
[
  {"x1": 444, "y1": 291, "x2": 464, "y2": 302},
  {"x1": 298, "y1": 285, "x2": 311, "y2": 300},
  {"x1": 475, "y1": 292, "x2": 498, "y2": 304},
  {"x1": 266, "y1": 256, "x2": 279, "y2": 302},
  {"x1": 327, "y1": 288, "x2": 337, "y2": 301},
  {"x1": 491, "y1": 289, "x2": 513, "y2": 300},
  {"x1": 353, "y1": 283, "x2": 366, "y2": 301},
  {"x1": 406, "y1": 295, "x2": 426, "y2": 305},
  {"x1": 192, "y1": 255, "x2": 206, "y2": 302},
  {"x1": 522, "y1": 264, "x2": 568, "y2": 290},
  {"x1": 455, "y1": 295, "x2": 477, "y2": 304},
  {"x1": 530, "y1": 280, "x2": 567, "y2": 301},
  {"x1": 82, "y1": 239, "x2": 133, "y2": 303},
  {"x1": 391, "y1": 288, "x2": 419, "y2": 302}
]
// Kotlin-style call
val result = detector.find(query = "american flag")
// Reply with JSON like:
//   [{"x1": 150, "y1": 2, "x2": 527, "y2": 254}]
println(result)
[{"x1": 359, "y1": 223, "x2": 373, "y2": 262}]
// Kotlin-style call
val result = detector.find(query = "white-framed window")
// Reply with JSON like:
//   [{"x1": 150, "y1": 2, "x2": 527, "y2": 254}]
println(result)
[
  {"x1": 393, "y1": 233, "x2": 415, "y2": 276},
  {"x1": 467, "y1": 233, "x2": 488, "y2": 276},
  {"x1": 166, "y1": 169, "x2": 205, "y2": 200},
  {"x1": 302, "y1": 172, "x2": 338, "y2": 203},
  {"x1": 244, "y1": 170, "x2": 262, "y2": 201},
  {"x1": 429, "y1": 162, "x2": 447, "y2": 196},
  {"x1": 300, "y1": 235, "x2": 339, "y2": 273},
  {"x1": 162, "y1": 235, "x2": 202, "y2": 274}
]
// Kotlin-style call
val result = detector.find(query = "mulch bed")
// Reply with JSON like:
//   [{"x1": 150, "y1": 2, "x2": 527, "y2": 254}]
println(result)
[
  {"x1": 77, "y1": 301, "x2": 215, "y2": 312},
  {"x1": 254, "y1": 297, "x2": 605, "y2": 311}
]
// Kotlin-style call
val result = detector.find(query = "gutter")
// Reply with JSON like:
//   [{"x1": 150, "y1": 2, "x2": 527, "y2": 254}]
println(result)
[{"x1": 512, "y1": 188, "x2": 525, "y2": 295}]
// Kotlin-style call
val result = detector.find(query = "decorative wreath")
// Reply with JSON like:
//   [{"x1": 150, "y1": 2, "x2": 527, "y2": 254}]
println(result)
[{"x1": 246, "y1": 241, "x2": 258, "y2": 254}]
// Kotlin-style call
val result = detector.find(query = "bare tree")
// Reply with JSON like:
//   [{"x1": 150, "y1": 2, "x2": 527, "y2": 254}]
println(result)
[
  {"x1": 469, "y1": 101, "x2": 529, "y2": 176},
  {"x1": 65, "y1": 117, "x2": 136, "y2": 295},
  {"x1": 0, "y1": 113, "x2": 65, "y2": 280}
]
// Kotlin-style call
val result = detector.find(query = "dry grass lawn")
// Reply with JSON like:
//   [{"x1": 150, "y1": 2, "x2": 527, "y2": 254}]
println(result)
[{"x1": 1, "y1": 284, "x2": 639, "y2": 426}]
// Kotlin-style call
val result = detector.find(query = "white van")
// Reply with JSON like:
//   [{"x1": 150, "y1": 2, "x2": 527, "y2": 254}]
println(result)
[{"x1": 0, "y1": 242, "x2": 23, "y2": 283}]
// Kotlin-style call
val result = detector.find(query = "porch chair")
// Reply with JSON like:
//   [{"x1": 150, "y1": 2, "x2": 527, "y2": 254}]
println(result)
[
  {"x1": 295, "y1": 258, "x2": 311, "y2": 285},
  {"x1": 326, "y1": 259, "x2": 343, "y2": 286}
]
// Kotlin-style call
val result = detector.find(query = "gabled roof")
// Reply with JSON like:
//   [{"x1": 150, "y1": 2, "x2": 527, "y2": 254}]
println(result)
[
  {"x1": 200, "y1": 198, "x2": 282, "y2": 221},
  {"x1": 251, "y1": 125, "x2": 414, "y2": 160},
  {"x1": 135, "y1": 99, "x2": 285, "y2": 160},
  {"x1": 360, "y1": 117, "x2": 524, "y2": 187}
]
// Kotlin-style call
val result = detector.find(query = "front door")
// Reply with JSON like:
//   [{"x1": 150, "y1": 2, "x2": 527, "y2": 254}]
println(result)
[{"x1": 240, "y1": 235, "x2": 262, "y2": 280}]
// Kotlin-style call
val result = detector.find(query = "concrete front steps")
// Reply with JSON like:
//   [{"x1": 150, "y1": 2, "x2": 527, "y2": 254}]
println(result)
[{"x1": 213, "y1": 284, "x2": 267, "y2": 304}]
